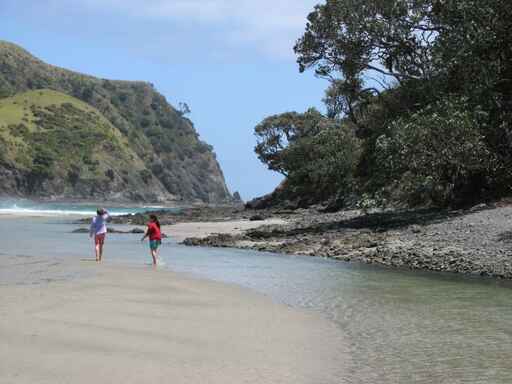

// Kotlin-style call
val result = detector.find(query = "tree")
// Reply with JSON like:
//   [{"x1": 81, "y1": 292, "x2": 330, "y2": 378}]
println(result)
[
  {"x1": 178, "y1": 102, "x2": 191, "y2": 116},
  {"x1": 294, "y1": 0, "x2": 438, "y2": 118},
  {"x1": 295, "y1": 0, "x2": 512, "y2": 122},
  {"x1": 249, "y1": 0, "x2": 512, "y2": 209},
  {"x1": 374, "y1": 97, "x2": 494, "y2": 206},
  {"x1": 253, "y1": 108, "x2": 326, "y2": 175},
  {"x1": 283, "y1": 123, "x2": 361, "y2": 204}
]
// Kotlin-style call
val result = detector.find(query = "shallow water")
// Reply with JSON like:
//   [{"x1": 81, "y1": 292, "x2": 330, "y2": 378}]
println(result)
[{"x1": 1, "y1": 217, "x2": 512, "y2": 383}]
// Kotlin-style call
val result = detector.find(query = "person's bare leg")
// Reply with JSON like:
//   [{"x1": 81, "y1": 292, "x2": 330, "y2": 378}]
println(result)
[
  {"x1": 95, "y1": 244, "x2": 100, "y2": 262},
  {"x1": 151, "y1": 249, "x2": 157, "y2": 265},
  {"x1": 99, "y1": 243, "x2": 104, "y2": 262}
]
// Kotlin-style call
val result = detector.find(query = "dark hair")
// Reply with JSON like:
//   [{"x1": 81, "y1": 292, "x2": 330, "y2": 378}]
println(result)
[
  {"x1": 97, "y1": 208, "x2": 103, "y2": 215},
  {"x1": 149, "y1": 214, "x2": 160, "y2": 229}
]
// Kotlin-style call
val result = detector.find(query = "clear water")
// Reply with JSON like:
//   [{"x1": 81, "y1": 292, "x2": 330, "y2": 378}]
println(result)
[{"x1": 1, "y1": 216, "x2": 512, "y2": 383}]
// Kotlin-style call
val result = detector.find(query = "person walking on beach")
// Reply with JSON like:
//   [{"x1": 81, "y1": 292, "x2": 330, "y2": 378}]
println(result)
[
  {"x1": 141, "y1": 214, "x2": 162, "y2": 265},
  {"x1": 89, "y1": 208, "x2": 110, "y2": 262}
]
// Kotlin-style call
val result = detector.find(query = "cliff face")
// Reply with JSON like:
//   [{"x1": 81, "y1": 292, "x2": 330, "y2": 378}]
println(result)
[{"x1": 0, "y1": 41, "x2": 231, "y2": 202}]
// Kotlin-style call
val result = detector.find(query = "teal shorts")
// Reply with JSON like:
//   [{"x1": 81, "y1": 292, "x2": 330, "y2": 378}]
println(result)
[{"x1": 149, "y1": 240, "x2": 161, "y2": 250}]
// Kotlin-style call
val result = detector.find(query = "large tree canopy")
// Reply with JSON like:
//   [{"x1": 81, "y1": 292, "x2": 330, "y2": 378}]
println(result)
[
  {"x1": 294, "y1": 0, "x2": 437, "y2": 83},
  {"x1": 253, "y1": 0, "x2": 512, "y2": 209},
  {"x1": 254, "y1": 108, "x2": 328, "y2": 175},
  {"x1": 294, "y1": 0, "x2": 512, "y2": 121}
]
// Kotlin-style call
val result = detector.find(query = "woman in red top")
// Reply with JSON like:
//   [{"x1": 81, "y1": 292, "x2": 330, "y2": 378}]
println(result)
[{"x1": 141, "y1": 214, "x2": 162, "y2": 265}]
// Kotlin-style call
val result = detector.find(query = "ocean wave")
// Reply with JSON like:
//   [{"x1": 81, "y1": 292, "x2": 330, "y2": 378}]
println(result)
[
  {"x1": 0, "y1": 203, "x2": 132, "y2": 217},
  {"x1": 0, "y1": 201, "x2": 177, "y2": 217}
]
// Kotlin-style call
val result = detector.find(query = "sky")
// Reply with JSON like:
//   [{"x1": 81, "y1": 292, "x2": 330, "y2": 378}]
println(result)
[{"x1": 0, "y1": 0, "x2": 328, "y2": 200}]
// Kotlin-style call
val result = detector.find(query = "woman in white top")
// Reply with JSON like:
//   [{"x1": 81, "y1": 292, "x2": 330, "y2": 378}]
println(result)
[{"x1": 89, "y1": 208, "x2": 110, "y2": 262}]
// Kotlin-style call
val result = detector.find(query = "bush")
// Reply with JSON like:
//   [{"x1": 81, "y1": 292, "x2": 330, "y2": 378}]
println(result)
[
  {"x1": 374, "y1": 97, "x2": 494, "y2": 207},
  {"x1": 283, "y1": 124, "x2": 361, "y2": 204},
  {"x1": 139, "y1": 169, "x2": 152, "y2": 183},
  {"x1": 140, "y1": 117, "x2": 151, "y2": 128}
]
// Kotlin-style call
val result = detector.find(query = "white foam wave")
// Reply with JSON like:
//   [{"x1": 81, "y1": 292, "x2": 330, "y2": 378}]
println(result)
[{"x1": 0, "y1": 205, "x2": 132, "y2": 217}]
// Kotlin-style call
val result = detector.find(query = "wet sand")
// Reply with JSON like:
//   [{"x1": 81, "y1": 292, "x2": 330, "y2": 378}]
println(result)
[
  {"x1": 0, "y1": 264, "x2": 348, "y2": 384},
  {"x1": 164, "y1": 218, "x2": 287, "y2": 242}
]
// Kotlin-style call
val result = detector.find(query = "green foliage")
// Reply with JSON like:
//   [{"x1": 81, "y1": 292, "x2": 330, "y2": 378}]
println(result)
[
  {"x1": 139, "y1": 169, "x2": 152, "y2": 183},
  {"x1": 196, "y1": 141, "x2": 213, "y2": 154},
  {"x1": 0, "y1": 137, "x2": 6, "y2": 164},
  {"x1": 178, "y1": 102, "x2": 191, "y2": 116},
  {"x1": 29, "y1": 145, "x2": 55, "y2": 190},
  {"x1": 140, "y1": 117, "x2": 151, "y2": 128},
  {"x1": 294, "y1": 0, "x2": 436, "y2": 124},
  {"x1": 254, "y1": 106, "x2": 361, "y2": 205},
  {"x1": 374, "y1": 98, "x2": 494, "y2": 206},
  {"x1": 0, "y1": 89, "x2": 154, "y2": 196},
  {"x1": 284, "y1": 124, "x2": 361, "y2": 204},
  {"x1": 294, "y1": 0, "x2": 512, "y2": 136},
  {"x1": 254, "y1": 108, "x2": 325, "y2": 175},
  {"x1": 251, "y1": 0, "x2": 512, "y2": 209}
]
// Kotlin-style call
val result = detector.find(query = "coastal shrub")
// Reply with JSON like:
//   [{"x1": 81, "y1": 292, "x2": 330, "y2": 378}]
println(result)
[
  {"x1": 81, "y1": 87, "x2": 94, "y2": 101},
  {"x1": 29, "y1": 146, "x2": 55, "y2": 188},
  {"x1": 283, "y1": 124, "x2": 361, "y2": 204},
  {"x1": 140, "y1": 117, "x2": 151, "y2": 128},
  {"x1": 67, "y1": 166, "x2": 80, "y2": 186},
  {"x1": 0, "y1": 137, "x2": 7, "y2": 164},
  {"x1": 110, "y1": 95, "x2": 120, "y2": 107},
  {"x1": 139, "y1": 169, "x2": 152, "y2": 183},
  {"x1": 374, "y1": 98, "x2": 494, "y2": 207}
]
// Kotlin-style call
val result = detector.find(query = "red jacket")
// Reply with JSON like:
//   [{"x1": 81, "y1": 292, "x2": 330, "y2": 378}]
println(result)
[{"x1": 147, "y1": 222, "x2": 162, "y2": 241}]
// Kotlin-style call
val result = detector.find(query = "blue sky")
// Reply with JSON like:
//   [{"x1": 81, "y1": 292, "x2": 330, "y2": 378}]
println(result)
[{"x1": 1, "y1": 0, "x2": 327, "y2": 200}]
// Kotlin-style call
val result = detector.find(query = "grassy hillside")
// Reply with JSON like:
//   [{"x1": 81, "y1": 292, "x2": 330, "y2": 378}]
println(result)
[
  {"x1": 0, "y1": 40, "x2": 231, "y2": 202},
  {"x1": 0, "y1": 90, "x2": 170, "y2": 200}
]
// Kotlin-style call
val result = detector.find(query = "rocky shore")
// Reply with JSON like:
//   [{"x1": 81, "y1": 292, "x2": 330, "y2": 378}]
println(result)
[
  {"x1": 107, "y1": 205, "x2": 272, "y2": 225},
  {"x1": 182, "y1": 203, "x2": 512, "y2": 279}
]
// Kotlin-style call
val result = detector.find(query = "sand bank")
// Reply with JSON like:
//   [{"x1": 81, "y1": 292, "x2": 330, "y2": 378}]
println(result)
[
  {"x1": 163, "y1": 218, "x2": 286, "y2": 242},
  {"x1": 0, "y1": 264, "x2": 348, "y2": 383}
]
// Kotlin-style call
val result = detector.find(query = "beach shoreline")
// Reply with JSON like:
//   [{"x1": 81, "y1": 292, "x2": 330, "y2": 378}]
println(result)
[
  {"x1": 10, "y1": 198, "x2": 512, "y2": 280},
  {"x1": 0, "y1": 262, "x2": 348, "y2": 383},
  {"x1": 178, "y1": 204, "x2": 512, "y2": 280}
]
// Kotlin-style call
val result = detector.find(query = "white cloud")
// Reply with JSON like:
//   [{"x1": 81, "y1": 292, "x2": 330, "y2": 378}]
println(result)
[{"x1": 71, "y1": 0, "x2": 319, "y2": 59}]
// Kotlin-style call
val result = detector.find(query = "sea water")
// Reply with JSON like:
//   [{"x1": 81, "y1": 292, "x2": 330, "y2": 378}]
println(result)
[
  {"x1": 1, "y1": 215, "x2": 512, "y2": 383},
  {"x1": 0, "y1": 198, "x2": 175, "y2": 216}
]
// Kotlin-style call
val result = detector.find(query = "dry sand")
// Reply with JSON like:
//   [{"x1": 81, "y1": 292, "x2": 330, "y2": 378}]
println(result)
[
  {"x1": 164, "y1": 218, "x2": 287, "y2": 242},
  {"x1": 0, "y1": 264, "x2": 349, "y2": 384}
]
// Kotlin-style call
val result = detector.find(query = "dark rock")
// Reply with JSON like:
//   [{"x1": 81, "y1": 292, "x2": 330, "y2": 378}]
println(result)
[
  {"x1": 470, "y1": 203, "x2": 488, "y2": 212},
  {"x1": 410, "y1": 225, "x2": 422, "y2": 234},
  {"x1": 72, "y1": 228, "x2": 89, "y2": 233},
  {"x1": 249, "y1": 215, "x2": 265, "y2": 221},
  {"x1": 232, "y1": 191, "x2": 243, "y2": 202}
]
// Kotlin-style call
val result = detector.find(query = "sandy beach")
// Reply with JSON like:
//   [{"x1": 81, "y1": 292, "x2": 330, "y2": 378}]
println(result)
[
  {"x1": 163, "y1": 218, "x2": 287, "y2": 242},
  {"x1": 0, "y1": 264, "x2": 348, "y2": 384}
]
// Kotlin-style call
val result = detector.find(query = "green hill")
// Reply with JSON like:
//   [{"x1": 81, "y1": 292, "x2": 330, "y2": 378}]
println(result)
[
  {"x1": 0, "y1": 89, "x2": 171, "y2": 199},
  {"x1": 0, "y1": 41, "x2": 231, "y2": 202}
]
